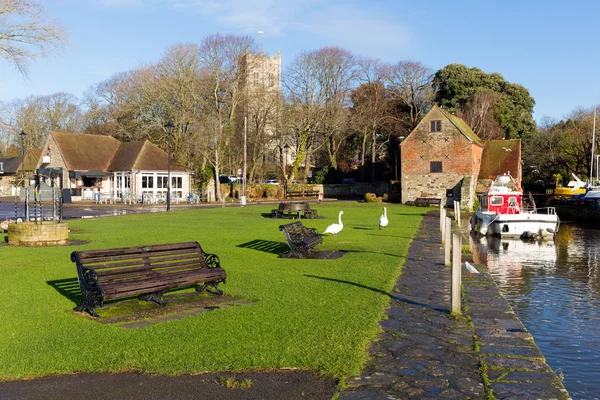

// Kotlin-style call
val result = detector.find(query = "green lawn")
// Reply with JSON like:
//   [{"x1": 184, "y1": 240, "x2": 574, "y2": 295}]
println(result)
[{"x1": 0, "y1": 202, "x2": 424, "y2": 381}]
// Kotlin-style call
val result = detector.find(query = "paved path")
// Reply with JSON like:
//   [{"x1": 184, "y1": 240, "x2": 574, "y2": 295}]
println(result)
[{"x1": 340, "y1": 211, "x2": 570, "y2": 400}]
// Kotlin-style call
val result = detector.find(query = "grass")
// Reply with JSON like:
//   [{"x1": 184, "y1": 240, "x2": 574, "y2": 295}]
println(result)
[{"x1": 0, "y1": 202, "x2": 424, "y2": 381}]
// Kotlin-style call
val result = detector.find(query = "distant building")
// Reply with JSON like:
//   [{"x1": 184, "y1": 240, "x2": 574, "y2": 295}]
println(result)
[
  {"x1": 400, "y1": 105, "x2": 522, "y2": 209},
  {"x1": 37, "y1": 132, "x2": 192, "y2": 202},
  {"x1": 0, "y1": 149, "x2": 42, "y2": 196}
]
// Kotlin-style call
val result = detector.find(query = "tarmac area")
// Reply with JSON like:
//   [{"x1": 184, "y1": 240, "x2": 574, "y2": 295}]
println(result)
[{"x1": 0, "y1": 200, "x2": 571, "y2": 399}]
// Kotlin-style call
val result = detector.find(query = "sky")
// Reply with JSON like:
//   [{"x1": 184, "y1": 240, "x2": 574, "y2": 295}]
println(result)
[{"x1": 0, "y1": 0, "x2": 599, "y2": 123}]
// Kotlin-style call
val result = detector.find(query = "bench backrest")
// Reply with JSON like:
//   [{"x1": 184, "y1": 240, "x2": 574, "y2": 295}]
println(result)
[
  {"x1": 279, "y1": 222, "x2": 319, "y2": 241},
  {"x1": 71, "y1": 242, "x2": 210, "y2": 286}
]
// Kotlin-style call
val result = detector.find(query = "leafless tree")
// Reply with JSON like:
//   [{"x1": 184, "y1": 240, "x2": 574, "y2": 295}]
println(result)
[
  {"x1": 0, "y1": 0, "x2": 68, "y2": 76},
  {"x1": 385, "y1": 61, "x2": 435, "y2": 134},
  {"x1": 458, "y1": 91, "x2": 503, "y2": 140}
]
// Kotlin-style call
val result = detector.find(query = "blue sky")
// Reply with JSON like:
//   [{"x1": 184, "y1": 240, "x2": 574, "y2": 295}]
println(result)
[{"x1": 0, "y1": 0, "x2": 598, "y2": 123}]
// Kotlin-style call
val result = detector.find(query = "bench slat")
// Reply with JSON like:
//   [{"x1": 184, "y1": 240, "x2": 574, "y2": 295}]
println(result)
[
  {"x1": 76, "y1": 242, "x2": 200, "y2": 259},
  {"x1": 79, "y1": 247, "x2": 202, "y2": 267}
]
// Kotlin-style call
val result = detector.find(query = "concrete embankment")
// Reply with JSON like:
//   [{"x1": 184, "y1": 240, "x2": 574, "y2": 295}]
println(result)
[{"x1": 340, "y1": 211, "x2": 570, "y2": 399}]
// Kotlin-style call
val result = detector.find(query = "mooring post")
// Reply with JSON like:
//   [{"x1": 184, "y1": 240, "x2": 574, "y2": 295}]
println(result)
[
  {"x1": 451, "y1": 232, "x2": 462, "y2": 315},
  {"x1": 445, "y1": 217, "x2": 452, "y2": 266},
  {"x1": 440, "y1": 200, "x2": 444, "y2": 231}
]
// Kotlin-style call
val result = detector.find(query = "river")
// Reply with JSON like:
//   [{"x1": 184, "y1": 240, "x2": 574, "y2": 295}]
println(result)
[{"x1": 471, "y1": 223, "x2": 600, "y2": 400}]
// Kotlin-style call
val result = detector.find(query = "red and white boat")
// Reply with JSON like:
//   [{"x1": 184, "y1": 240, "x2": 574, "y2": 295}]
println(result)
[{"x1": 471, "y1": 174, "x2": 559, "y2": 238}]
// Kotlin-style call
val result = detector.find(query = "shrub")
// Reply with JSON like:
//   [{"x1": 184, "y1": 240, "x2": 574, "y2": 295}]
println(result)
[{"x1": 364, "y1": 193, "x2": 382, "y2": 203}]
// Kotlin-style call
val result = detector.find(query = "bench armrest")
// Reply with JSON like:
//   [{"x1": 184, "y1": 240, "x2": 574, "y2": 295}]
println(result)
[
  {"x1": 203, "y1": 251, "x2": 221, "y2": 269},
  {"x1": 307, "y1": 227, "x2": 319, "y2": 236}
]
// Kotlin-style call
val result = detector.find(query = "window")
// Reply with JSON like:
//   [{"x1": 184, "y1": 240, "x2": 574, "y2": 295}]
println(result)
[
  {"x1": 430, "y1": 120, "x2": 442, "y2": 132},
  {"x1": 157, "y1": 176, "x2": 168, "y2": 189},
  {"x1": 142, "y1": 175, "x2": 154, "y2": 189},
  {"x1": 430, "y1": 161, "x2": 442, "y2": 173},
  {"x1": 253, "y1": 72, "x2": 259, "y2": 85},
  {"x1": 171, "y1": 176, "x2": 183, "y2": 189},
  {"x1": 268, "y1": 73, "x2": 274, "y2": 87},
  {"x1": 490, "y1": 196, "x2": 504, "y2": 206}
]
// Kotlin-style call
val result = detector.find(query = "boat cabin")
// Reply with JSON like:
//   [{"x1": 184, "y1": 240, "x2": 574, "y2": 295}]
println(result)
[{"x1": 484, "y1": 184, "x2": 522, "y2": 214}]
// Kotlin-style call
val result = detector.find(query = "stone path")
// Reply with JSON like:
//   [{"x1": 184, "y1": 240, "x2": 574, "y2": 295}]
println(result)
[{"x1": 340, "y1": 211, "x2": 570, "y2": 400}]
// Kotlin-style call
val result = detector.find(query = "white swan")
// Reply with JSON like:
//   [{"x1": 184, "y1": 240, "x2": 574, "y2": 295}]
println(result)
[
  {"x1": 324, "y1": 211, "x2": 344, "y2": 235},
  {"x1": 379, "y1": 207, "x2": 388, "y2": 229}
]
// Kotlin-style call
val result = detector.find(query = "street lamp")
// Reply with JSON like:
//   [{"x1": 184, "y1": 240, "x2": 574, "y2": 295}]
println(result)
[
  {"x1": 283, "y1": 144, "x2": 289, "y2": 198},
  {"x1": 19, "y1": 130, "x2": 26, "y2": 187},
  {"x1": 164, "y1": 121, "x2": 174, "y2": 212}
]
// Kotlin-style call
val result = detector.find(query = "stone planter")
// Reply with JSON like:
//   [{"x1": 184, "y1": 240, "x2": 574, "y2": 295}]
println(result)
[{"x1": 8, "y1": 221, "x2": 69, "y2": 246}]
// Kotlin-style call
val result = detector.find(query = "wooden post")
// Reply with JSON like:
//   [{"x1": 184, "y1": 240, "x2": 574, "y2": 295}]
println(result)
[
  {"x1": 439, "y1": 200, "x2": 444, "y2": 231},
  {"x1": 456, "y1": 202, "x2": 461, "y2": 227},
  {"x1": 445, "y1": 217, "x2": 452, "y2": 266},
  {"x1": 451, "y1": 232, "x2": 462, "y2": 315}
]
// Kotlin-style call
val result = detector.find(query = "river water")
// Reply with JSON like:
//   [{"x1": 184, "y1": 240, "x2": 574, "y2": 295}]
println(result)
[{"x1": 471, "y1": 223, "x2": 600, "y2": 400}]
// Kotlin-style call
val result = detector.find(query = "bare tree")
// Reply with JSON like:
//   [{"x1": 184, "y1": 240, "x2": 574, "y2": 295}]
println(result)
[
  {"x1": 352, "y1": 57, "x2": 393, "y2": 181},
  {"x1": 458, "y1": 91, "x2": 503, "y2": 140},
  {"x1": 385, "y1": 61, "x2": 435, "y2": 134},
  {"x1": 283, "y1": 46, "x2": 357, "y2": 179},
  {"x1": 0, "y1": 0, "x2": 67, "y2": 76}
]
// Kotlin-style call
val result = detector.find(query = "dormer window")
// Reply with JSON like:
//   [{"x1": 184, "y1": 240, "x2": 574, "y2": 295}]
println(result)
[{"x1": 430, "y1": 120, "x2": 442, "y2": 132}]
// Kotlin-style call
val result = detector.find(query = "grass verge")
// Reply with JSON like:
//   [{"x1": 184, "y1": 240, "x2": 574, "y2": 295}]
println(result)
[{"x1": 0, "y1": 202, "x2": 424, "y2": 380}]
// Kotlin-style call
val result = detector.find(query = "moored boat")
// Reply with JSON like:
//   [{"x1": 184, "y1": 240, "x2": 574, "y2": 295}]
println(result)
[{"x1": 471, "y1": 174, "x2": 559, "y2": 238}]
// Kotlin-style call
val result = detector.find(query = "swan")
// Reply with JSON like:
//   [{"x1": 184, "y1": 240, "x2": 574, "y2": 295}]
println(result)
[
  {"x1": 465, "y1": 261, "x2": 479, "y2": 275},
  {"x1": 324, "y1": 211, "x2": 344, "y2": 235},
  {"x1": 379, "y1": 207, "x2": 388, "y2": 229}
]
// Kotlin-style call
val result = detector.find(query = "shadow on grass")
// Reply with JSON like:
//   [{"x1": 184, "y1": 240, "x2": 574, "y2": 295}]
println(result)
[
  {"x1": 238, "y1": 239, "x2": 289, "y2": 255},
  {"x1": 340, "y1": 249, "x2": 405, "y2": 258},
  {"x1": 47, "y1": 277, "x2": 81, "y2": 304},
  {"x1": 304, "y1": 274, "x2": 449, "y2": 314}
]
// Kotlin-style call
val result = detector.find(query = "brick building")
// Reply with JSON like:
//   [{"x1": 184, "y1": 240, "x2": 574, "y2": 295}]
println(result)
[{"x1": 400, "y1": 105, "x2": 484, "y2": 209}]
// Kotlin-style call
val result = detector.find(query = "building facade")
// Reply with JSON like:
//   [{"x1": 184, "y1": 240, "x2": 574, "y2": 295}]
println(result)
[
  {"x1": 37, "y1": 132, "x2": 192, "y2": 202},
  {"x1": 400, "y1": 105, "x2": 484, "y2": 209}
]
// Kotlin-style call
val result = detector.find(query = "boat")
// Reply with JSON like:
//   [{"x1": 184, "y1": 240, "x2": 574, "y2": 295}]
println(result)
[{"x1": 471, "y1": 174, "x2": 560, "y2": 238}]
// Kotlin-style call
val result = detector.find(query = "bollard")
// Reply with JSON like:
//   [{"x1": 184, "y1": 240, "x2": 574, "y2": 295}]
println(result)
[
  {"x1": 451, "y1": 232, "x2": 462, "y2": 315},
  {"x1": 445, "y1": 217, "x2": 452, "y2": 266}
]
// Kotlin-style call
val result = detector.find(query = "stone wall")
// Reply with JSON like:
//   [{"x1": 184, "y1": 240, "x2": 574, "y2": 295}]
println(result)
[{"x1": 8, "y1": 221, "x2": 69, "y2": 246}]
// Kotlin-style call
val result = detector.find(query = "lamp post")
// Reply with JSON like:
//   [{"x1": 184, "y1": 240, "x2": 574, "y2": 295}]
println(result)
[
  {"x1": 283, "y1": 144, "x2": 289, "y2": 199},
  {"x1": 164, "y1": 121, "x2": 174, "y2": 212},
  {"x1": 19, "y1": 130, "x2": 26, "y2": 187}
]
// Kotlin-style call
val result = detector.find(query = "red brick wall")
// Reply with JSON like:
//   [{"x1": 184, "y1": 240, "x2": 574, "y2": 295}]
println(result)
[{"x1": 400, "y1": 108, "x2": 481, "y2": 206}]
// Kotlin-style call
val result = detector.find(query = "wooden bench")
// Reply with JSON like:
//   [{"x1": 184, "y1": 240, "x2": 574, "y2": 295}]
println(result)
[
  {"x1": 71, "y1": 242, "x2": 226, "y2": 317},
  {"x1": 286, "y1": 190, "x2": 320, "y2": 199},
  {"x1": 271, "y1": 202, "x2": 318, "y2": 219},
  {"x1": 278, "y1": 222, "x2": 323, "y2": 258},
  {"x1": 414, "y1": 197, "x2": 441, "y2": 207}
]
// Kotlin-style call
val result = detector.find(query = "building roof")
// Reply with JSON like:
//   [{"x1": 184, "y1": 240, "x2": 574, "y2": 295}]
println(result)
[
  {"x1": 436, "y1": 105, "x2": 483, "y2": 146},
  {"x1": 108, "y1": 140, "x2": 188, "y2": 172},
  {"x1": 49, "y1": 131, "x2": 189, "y2": 173},
  {"x1": 478, "y1": 139, "x2": 522, "y2": 180},
  {"x1": 51, "y1": 131, "x2": 121, "y2": 171},
  {"x1": 0, "y1": 157, "x2": 22, "y2": 174}
]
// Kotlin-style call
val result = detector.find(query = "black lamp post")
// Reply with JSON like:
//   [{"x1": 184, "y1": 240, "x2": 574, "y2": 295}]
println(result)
[
  {"x1": 164, "y1": 121, "x2": 174, "y2": 212},
  {"x1": 19, "y1": 130, "x2": 26, "y2": 186},
  {"x1": 283, "y1": 144, "x2": 289, "y2": 198}
]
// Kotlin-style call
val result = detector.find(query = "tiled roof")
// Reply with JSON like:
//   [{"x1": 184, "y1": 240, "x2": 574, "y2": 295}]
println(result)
[
  {"x1": 0, "y1": 157, "x2": 22, "y2": 174},
  {"x1": 51, "y1": 131, "x2": 121, "y2": 171},
  {"x1": 437, "y1": 105, "x2": 483, "y2": 146},
  {"x1": 478, "y1": 139, "x2": 521, "y2": 180},
  {"x1": 108, "y1": 140, "x2": 188, "y2": 172}
]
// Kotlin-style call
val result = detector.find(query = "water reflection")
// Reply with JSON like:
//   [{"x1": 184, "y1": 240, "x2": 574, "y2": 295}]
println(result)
[{"x1": 471, "y1": 226, "x2": 600, "y2": 400}]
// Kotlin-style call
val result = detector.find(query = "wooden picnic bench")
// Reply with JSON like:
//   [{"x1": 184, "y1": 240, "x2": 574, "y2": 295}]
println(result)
[
  {"x1": 286, "y1": 189, "x2": 320, "y2": 199},
  {"x1": 414, "y1": 197, "x2": 442, "y2": 207},
  {"x1": 71, "y1": 242, "x2": 226, "y2": 317},
  {"x1": 271, "y1": 202, "x2": 318, "y2": 219},
  {"x1": 278, "y1": 221, "x2": 323, "y2": 258}
]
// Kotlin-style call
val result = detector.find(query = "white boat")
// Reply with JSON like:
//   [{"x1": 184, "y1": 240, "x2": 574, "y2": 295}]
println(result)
[{"x1": 471, "y1": 174, "x2": 559, "y2": 238}]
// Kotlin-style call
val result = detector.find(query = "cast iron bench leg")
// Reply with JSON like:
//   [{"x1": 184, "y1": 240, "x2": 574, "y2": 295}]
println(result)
[{"x1": 140, "y1": 291, "x2": 166, "y2": 306}]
